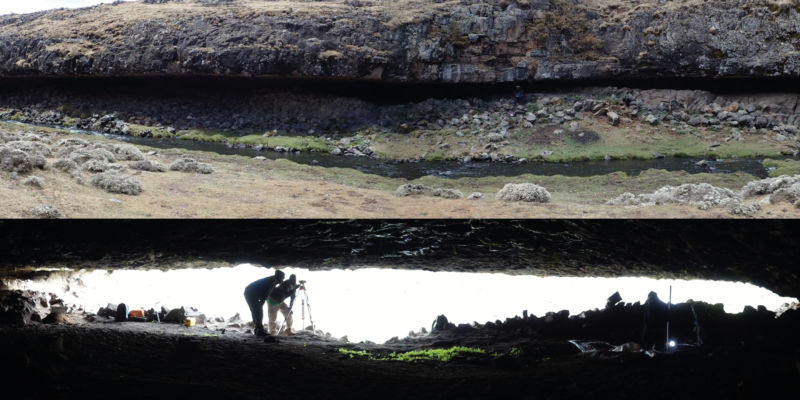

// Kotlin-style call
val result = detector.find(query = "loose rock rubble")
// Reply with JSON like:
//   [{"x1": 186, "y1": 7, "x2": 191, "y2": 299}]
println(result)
[
  {"x1": 395, "y1": 184, "x2": 434, "y2": 197},
  {"x1": 741, "y1": 175, "x2": 800, "y2": 198},
  {"x1": 432, "y1": 188, "x2": 464, "y2": 199},
  {"x1": 4, "y1": 84, "x2": 800, "y2": 164},
  {"x1": 608, "y1": 183, "x2": 741, "y2": 209},
  {"x1": 768, "y1": 183, "x2": 800, "y2": 207},
  {"x1": 606, "y1": 181, "x2": 774, "y2": 216},
  {"x1": 30, "y1": 205, "x2": 64, "y2": 219},
  {"x1": 395, "y1": 184, "x2": 467, "y2": 200}
]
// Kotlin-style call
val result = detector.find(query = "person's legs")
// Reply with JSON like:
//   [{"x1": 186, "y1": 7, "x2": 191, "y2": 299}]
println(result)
[
  {"x1": 244, "y1": 291, "x2": 266, "y2": 335},
  {"x1": 267, "y1": 303, "x2": 279, "y2": 335},
  {"x1": 278, "y1": 302, "x2": 293, "y2": 335}
]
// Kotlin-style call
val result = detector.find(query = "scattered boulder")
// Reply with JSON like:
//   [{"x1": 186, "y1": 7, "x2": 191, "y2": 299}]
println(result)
[
  {"x1": 97, "y1": 304, "x2": 118, "y2": 318},
  {"x1": 728, "y1": 203, "x2": 762, "y2": 217},
  {"x1": 466, "y1": 192, "x2": 483, "y2": 200},
  {"x1": 431, "y1": 314, "x2": 455, "y2": 332},
  {"x1": 169, "y1": 158, "x2": 214, "y2": 174},
  {"x1": 606, "y1": 292, "x2": 623, "y2": 308},
  {"x1": 42, "y1": 311, "x2": 68, "y2": 324},
  {"x1": 22, "y1": 176, "x2": 44, "y2": 188},
  {"x1": 0, "y1": 290, "x2": 40, "y2": 325},
  {"x1": 30, "y1": 205, "x2": 64, "y2": 219},
  {"x1": 395, "y1": 184, "x2": 434, "y2": 196},
  {"x1": 607, "y1": 183, "x2": 741, "y2": 210},
  {"x1": 90, "y1": 171, "x2": 143, "y2": 195},
  {"x1": 741, "y1": 175, "x2": 800, "y2": 198},
  {"x1": 130, "y1": 159, "x2": 167, "y2": 172},
  {"x1": 496, "y1": 183, "x2": 551, "y2": 203},
  {"x1": 606, "y1": 111, "x2": 620, "y2": 126},
  {"x1": 769, "y1": 183, "x2": 800, "y2": 206},
  {"x1": 164, "y1": 307, "x2": 186, "y2": 324},
  {"x1": 606, "y1": 192, "x2": 638, "y2": 206},
  {"x1": 113, "y1": 144, "x2": 144, "y2": 161},
  {"x1": 487, "y1": 132, "x2": 505, "y2": 142},
  {"x1": 432, "y1": 188, "x2": 463, "y2": 199}
]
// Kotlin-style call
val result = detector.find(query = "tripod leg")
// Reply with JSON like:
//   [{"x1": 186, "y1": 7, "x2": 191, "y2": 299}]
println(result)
[{"x1": 304, "y1": 291, "x2": 315, "y2": 332}]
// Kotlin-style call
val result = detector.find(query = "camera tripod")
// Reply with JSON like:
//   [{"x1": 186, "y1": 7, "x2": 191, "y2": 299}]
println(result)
[{"x1": 278, "y1": 280, "x2": 315, "y2": 335}]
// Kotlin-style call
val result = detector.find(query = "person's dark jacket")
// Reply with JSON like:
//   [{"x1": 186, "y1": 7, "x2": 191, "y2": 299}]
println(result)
[{"x1": 244, "y1": 276, "x2": 280, "y2": 302}]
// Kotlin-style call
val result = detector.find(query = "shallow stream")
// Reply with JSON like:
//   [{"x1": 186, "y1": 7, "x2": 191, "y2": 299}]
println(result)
[{"x1": 65, "y1": 128, "x2": 773, "y2": 179}]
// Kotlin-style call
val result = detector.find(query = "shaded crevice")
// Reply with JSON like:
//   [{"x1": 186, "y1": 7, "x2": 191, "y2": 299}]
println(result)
[{"x1": 4, "y1": 76, "x2": 800, "y2": 104}]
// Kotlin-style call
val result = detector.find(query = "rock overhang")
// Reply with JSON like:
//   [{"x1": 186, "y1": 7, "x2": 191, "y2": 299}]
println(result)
[
  {"x1": 1, "y1": 220, "x2": 799, "y2": 299},
  {"x1": 1, "y1": 0, "x2": 799, "y2": 83}
]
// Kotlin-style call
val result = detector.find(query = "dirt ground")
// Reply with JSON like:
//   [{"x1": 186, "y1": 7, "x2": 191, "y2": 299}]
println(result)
[
  {"x1": 2, "y1": 308, "x2": 799, "y2": 400},
  {"x1": 3, "y1": 127, "x2": 798, "y2": 218}
]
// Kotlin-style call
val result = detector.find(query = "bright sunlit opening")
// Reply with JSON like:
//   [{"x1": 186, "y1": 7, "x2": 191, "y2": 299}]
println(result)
[{"x1": 5, "y1": 264, "x2": 797, "y2": 343}]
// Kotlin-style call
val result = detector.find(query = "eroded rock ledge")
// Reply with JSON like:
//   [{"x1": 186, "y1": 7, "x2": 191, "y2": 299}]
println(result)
[
  {"x1": 2, "y1": 220, "x2": 800, "y2": 298},
  {"x1": 1, "y1": 0, "x2": 799, "y2": 82}
]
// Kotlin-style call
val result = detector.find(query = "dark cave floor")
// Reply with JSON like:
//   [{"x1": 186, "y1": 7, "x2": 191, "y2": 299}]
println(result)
[{"x1": 2, "y1": 304, "x2": 800, "y2": 400}]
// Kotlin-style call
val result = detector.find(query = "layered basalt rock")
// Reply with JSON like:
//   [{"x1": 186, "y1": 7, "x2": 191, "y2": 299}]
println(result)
[
  {"x1": 0, "y1": 0, "x2": 799, "y2": 82},
  {"x1": 1, "y1": 220, "x2": 799, "y2": 298}
]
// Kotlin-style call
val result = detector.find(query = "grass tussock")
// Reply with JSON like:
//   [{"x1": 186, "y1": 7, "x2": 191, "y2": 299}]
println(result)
[
  {"x1": 337, "y1": 346, "x2": 487, "y2": 362},
  {"x1": 763, "y1": 159, "x2": 800, "y2": 177}
]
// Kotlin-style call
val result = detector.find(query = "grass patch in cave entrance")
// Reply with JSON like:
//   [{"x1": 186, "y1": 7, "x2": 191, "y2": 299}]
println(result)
[{"x1": 337, "y1": 346, "x2": 497, "y2": 363}]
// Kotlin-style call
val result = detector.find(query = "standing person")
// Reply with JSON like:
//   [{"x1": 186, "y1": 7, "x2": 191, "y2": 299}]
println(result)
[
  {"x1": 244, "y1": 269, "x2": 284, "y2": 337},
  {"x1": 642, "y1": 291, "x2": 669, "y2": 350},
  {"x1": 267, "y1": 274, "x2": 298, "y2": 336}
]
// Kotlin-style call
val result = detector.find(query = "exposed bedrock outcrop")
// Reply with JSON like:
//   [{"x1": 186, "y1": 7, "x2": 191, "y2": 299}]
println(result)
[
  {"x1": 1, "y1": 0, "x2": 799, "y2": 82},
  {"x1": 1, "y1": 220, "x2": 800, "y2": 299}
]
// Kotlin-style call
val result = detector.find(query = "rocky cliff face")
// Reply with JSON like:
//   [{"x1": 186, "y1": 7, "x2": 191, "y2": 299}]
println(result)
[{"x1": 0, "y1": 0, "x2": 798, "y2": 83}]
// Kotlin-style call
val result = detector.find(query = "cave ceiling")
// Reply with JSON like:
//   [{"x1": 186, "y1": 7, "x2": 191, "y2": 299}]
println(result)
[{"x1": 1, "y1": 220, "x2": 798, "y2": 298}]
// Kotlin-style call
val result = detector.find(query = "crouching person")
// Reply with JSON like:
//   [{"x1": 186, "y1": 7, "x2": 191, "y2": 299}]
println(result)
[{"x1": 267, "y1": 274, "x2": 298, "y2": 336}]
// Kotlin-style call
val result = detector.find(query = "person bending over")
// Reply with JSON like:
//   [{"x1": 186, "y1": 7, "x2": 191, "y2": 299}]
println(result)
[
  {"x1": 244, "y1": 269, "x2": 284, "y2": 337},
  {"x1": 267, "y1": 274, "x2": 298, "y2": 336}
]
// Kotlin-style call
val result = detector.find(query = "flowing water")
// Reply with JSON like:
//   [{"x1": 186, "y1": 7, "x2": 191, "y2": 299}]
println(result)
[{"x1": 65, "y1": 127, "x2": 772, "y2": 179}]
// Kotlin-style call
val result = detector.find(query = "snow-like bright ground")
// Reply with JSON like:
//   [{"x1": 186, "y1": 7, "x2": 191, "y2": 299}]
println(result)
[
  {"x1": 0, "y1": 0, "x2": 135, "y2": 16},
  {"x1": 6, "y1": 264, "x2": 798, "y2": 343}
]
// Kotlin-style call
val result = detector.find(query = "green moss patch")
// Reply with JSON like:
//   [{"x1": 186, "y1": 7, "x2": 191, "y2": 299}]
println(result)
[
  {"x1": 337, "y1": 346, "x2": 487, "y2": 363},
  {"x1": 337, "y1": 346, "x2": 526, "y2": 363}
]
